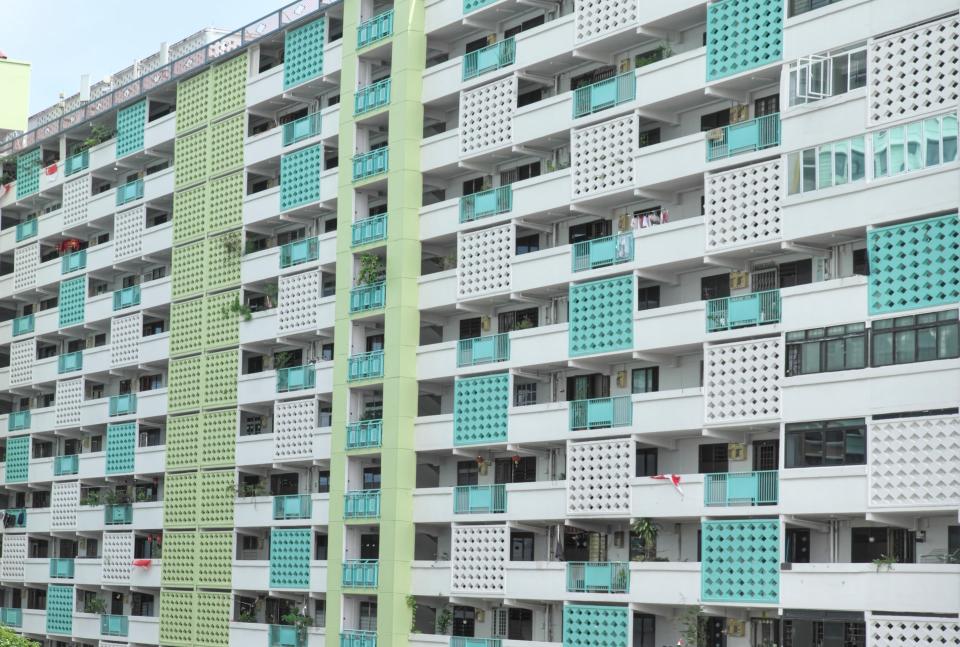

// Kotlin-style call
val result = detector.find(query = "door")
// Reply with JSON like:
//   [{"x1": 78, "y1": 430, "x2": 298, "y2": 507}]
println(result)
[
  {"x1": 507, "y1": 608, "x2": 533, "y2": 640},
  {"x1": 360, "y1": 534, "x2": 379, "y2": 560},
  {"x1": 110, "y1": 592, "x2": 124, "y2": 615},
  {"x1": 752, "y1": 440, "x2": 780, "y2": 470},
  {"x1": 452, "y1": 606, "x2": 475, "y2": 637},
  {"x1": 510, "y1": 532, "x2": 535, "y2": 561},
  {"x1": 701, "y1": 617, "x2": 727, "y2": 647},
  {"x1": 362, "y1": 467, "x2": 381, "y2": 490},
  {"x1": 785, "y1": 528, "x2": 810, "y2": 563}
]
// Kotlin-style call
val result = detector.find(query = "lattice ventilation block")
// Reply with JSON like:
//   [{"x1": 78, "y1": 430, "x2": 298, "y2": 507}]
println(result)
[
  {"x1": 10, "y1": 338, "x2": 35, "y2": 386},
  {"x1": 172, "y1": 240, "x2": 207, "y2": 300},
  {"x1": 454, "y1": 373, "x2": 509, "y2": 446},
  {"x1": 210, "y1": 53, "x2": 248, "y2": 120},
  {"x1": 166, "y1": 413, "x2": 202, "y2": 471},
  {"x1": 459, "y1": 76, "x2": 516, "y2": 156},
  {"x1": 110, "y1": 311, "x2": 142, "y2": 367},
  {"x1": 50, "y1": 480, "x2": 80, "y2": 530},
  {"x1": 55, "y1": 377, "x2": 84, "y2": 428},
  {"x1": 270, "y1": 528, "x2": 312, "y2": 588},
  {"x1": 169, "y1": 354, "x2": 204, "y2": 412},
  {"x1": 701, "y1": 519, "x2": 780, "y2": 603},
  {"x1": 706, "y1": 0, "x2": 783, "y2": 81},
  {"x1": 102, "y1": 531, "x2": 134, "y2": 583},
  {"x1": 195, "y1": 591, "x2": 231, "y2": 647},
  {"x1": 203, "y1": 349, "x2": 239, "y2": 408},
  {"x1": 45, "y1": 584, "x2": 74, "y2": 635},
  {"x1": 198, "y1": 469, "x2": 235, "y2": 527},
  {"x1": 197, "y1": 531, "x2": 234, "y2": 588},
  {"x1": 205, "y1": 231, "x2": 242, "y2": 292},
  {"x1": 16, "y1": 148, "x2": 41, "y2": 199},
  {"x1": 705, "y1": 160, "x2": 782, "y2": 251},
  {"x1": 457, "y1": 224, "x2": 513, "y2": 299},
  {"x1": 171, "y1": 297, "x2": 205, "y2": 356},
  {"x1": 106, "y1": 422, "x2": 137, "y2": 474},
  {"x1": 13, "y1": 242, "x2": 39, "y2": 292},
  {"x1": 869, "y1": 615, "x2": 960, "y2": 647},
  {"x1": 1, "y1": 534, "x2": 27, "y2": 579},
  {"x1": 274, "y1": 398, "x2": 319, "y2": 460},
  {"x1": 571, "y1": 115, "x2": 637, "y2": 199},
  {"x1": 566, "y1": 439, "x2": 634, "y2": 515},
  {"x1": 163, "y1": 471, "x2": 199, "y2": 528},
  {"x1": 160, "y1": 589, "x2": 196, "y2": 644},
  {"x1": 451, "y1": 524, "x2": 508, "y2": 594},
  {"x1": 58, "y1": 276, "x2": 86, "y2": 327},
  {"x1": 4, "y1": 435, "x2": 30, "y2": 483},
  {"x1": 174, "y1": 126, "x2": 209, "y2": 189},
  {"x1": 114, "y1": 204, "x2": 145, "y2": 261},
  {"x1": 278, "y1": 269, "x2": 321, "y2": 335},
  {"x1": 62, "y1": 175, "x2": 89, "y2": 228},
  {"x1": 280, "y1": 143, "x2": 323, "y2": 211},
  {"x1": 207, "y1": 171, "x2": 244, "y2": 234},
  {"x1": 568, "y1": 275, "x2": 634, "y2": 356},
  {"x1": 208, "y1": 112, "x2": 245, "y2": 177},
  {"x1": 116, "y1": 99, "x2": 147, "y2": 158},
  {"x1": 284, "y1": 18, "x2": 326, "y2": 89},
  {"x1": 204, "y1": 290, "x2": 241, "y2": 350},
  {"x1": 201, "y1": 409, "x2": 238, "y2": 467},
  {"x1": 575, "y1": 0, "x2": 637, "y2": 43},
  {"x1": 704, "y1": 338, "x2": 781, "y2": 423},
  {"x1": 173, "y1": 183, "x2": 208, "y2": 244},
  {"x1": 563, "y1": 604, "x2": 630, "y2": 647},
  {"x1": 161, "y1": 530, "x2": 198, "y2": 587},
  {"x1": 176, "y1": 68, "x2": 211, "y2": 133},
  {"x1": 869, "y1": 415, "x2": 960, "y2": 508}
]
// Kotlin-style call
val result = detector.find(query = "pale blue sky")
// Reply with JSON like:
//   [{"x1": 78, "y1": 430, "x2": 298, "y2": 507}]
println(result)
[{"x1": 1, "y1": 0, "x2": 284, "y2": 116}]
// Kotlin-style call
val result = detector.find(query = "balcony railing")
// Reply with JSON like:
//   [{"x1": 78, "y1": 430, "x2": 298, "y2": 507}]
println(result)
[
  {"x1": 3, "y1": 509, "x2": 26, "y2": 528},
  {"x1": 705, "y1": 290, "x2": 780, "y2": 332},
  {"x1": 352, "y1": 148, "x2": 389, "y2": 182},
  {"x1": 15, "y1": 218, "x2": 37, "y2": 242},
  {"x1": 569, "y1": 396, "x2": 632, "y2": 431},
  {"x1": 54, "y1": 454, "x2": 79, "y2": 476},
  {"x1": 346, "y1": 420, "x2": 383, "y2": 450},
  {"x1": 341, "y1": 630, "x2": 377, "y2": 647},
  {"x1": 0, "y1": 607, "x2": 22, "y2": 628},
  {"x1": 351, "y1": 214, "x2": 388, "y2": 247},
  {"x1": 342, "y1": 559, "x2": 379, "y2": 588},
  {"x1": 61, "y1": 249, "x2": 87, "y2": 274},
  {"x1": 457, "y1": 334, "x2": 510, "y2": 367},
  {"x1": 357, "y1": 9, "x2": 394, "y2": 49},
  {"x1": 354, "y1": 78, "x2": 392, "y2": 116},
  {"x1": 273, "y1": 494, "x2": 313, "y2": 520},
  {"x1": 65, "y1": 150, "x2": 89, "y2": 176},
  {"x1": 704, "y1": 470, "x2": 779, "y2": 506},
  {"x1": 350, "y1": 281, "x2": 386, "y2": 313},
  {"x1": 706, "y1": 113, "x2": 781, "y2": 161},
  {"x1": 343, "y1": 490, "x2": 381, "y2": 518},
  {"x1": 12, "y1": 313, "x2": 34, "y2": 336},
  {"x1": 571, "y1": 233, "x2": 634, "y2": 272},
  {"x1": 566, "y1": 561, "x2": 630, "y2": 593},
  {"x1": 101, "y1": 614, "x2": 129, "y2": 637},
  {"x1": 8, "y1": 410, "x2": 31, "y2": 431},
  {"x1": 459, "y1": 186, "x2": 512, "y2": 223},
  {"x1": 451, "y1": 639, "x2": 502, "y2": 647},
  {"x1": 572, "y1": 73, "x2": 636, "y2": 118},
  {"x1": 109, "y1": 393, "x2": 137, "y2": 416},
  {"x1": 453, "y1": 484, "x2": 507, "y2": 514},
  {"x1": 104, "y1": 503, "x2": 133, "y2": 525},
  {"x1": 279, "y1": 237, "x2": 320, "y2": 268},
  {"x1": 277, "y1": 365, "x2": 316, "y2": 393},
  {"x1": 462, "y1": 38, "x2": 515, "y2": 80},
  {"x1": 270, "y1": 624, "x2": 304, "y2": 647},
  {"x1": 113, "y1": 285, "x2": 141, "y2": 310},
  {"x1": 282, "y1": 112, "x2": 322, "y2": 146},
  {"x1": 115, "y1": 178, "x2": 144, "y2": 206},
  {"x1": 347, "y1": 350, "x2": 384, "y2": 381},
  {"x1": 58, "y1": 351, "x2": 83, "y2": 374},
  {"x1": 49, "y1": 558, "x2": 75, "y2": 579}
]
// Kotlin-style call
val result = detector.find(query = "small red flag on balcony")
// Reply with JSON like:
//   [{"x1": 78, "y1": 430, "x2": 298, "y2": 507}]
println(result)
[
  {"x1": 132, "y1": 559, "x2": 152, "y2": 568},
  {"x1": 650, "y1": 474, "x2": 683, "y2": 496}
]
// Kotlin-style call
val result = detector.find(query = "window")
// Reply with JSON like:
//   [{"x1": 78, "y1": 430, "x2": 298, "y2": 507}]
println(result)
[
  {"x1": 462, "y1": 177, "x2": 485, "y2": 195},
  {"x1": 873, "y1": 113, "x2": 958, "y2": 179},
  {"x1": 459, "y1": 317, "x2": 481, "y2": 340},
  {"x1": 631, "y1": 367, "x2": 659, "y2": 393},
  {"x1": 871, "y1": 310, "x2": 959, "y2": 367},
  {"x1": 515, "y1": 233, "x2": 539, "y2": 255},
  {"x1": 785, "y1": 528, "x2": 810, "y2": 563},
  {"x1": 571, "y1": 66, "x2": 615, "y2": 90},
  {"x1": 510, "y1": 532, "x2": 535, "y2": 561},
  {"x1": 697, "y1": 444, "x2": 728, "y2": 474},
  {"x1": 507, "y1": 608, "x2": 533, "y2": 641},
  {"x1": 700, "y1": 274, "x2": 729, "y2": 300},
  {"x1": 638, "y1": 128, "x2": 661, "y2": 148},
  {"x1": 452, "y1": 607, "x2": 475, "y2": 637},
  {"x1": 785, "y1": 323, "x2": 867, "y2": 376},
  {"x1": 465, "y1": 36, "x2": 489, "y2": 55},
  {"x1": 504, "y1": 14, "x2": 544, "y2": 38},
  {"x1": 362, "y1": 467, "x2": 381, "y2": 490},
  {"x1": 566, "y1": 374, "x2": 609, "y2": 401},
  {"x1": 568, "y1": 219, "x2": 611, "y2": 244},
  {"x1": 851, "y1": 527, "x2": 915, "y2": 563},
  {"x1": 514, "y1": 383, "x2": 537, "y2": 406},
  {"x1": 637, "y1": 286, "x2": 660, "y2": 311},
  {"x1": 787, "y1": 136, "x2": 866, "y2": 194},
  {"x1": 316, "y1": 471, "x2": 330, "y2": 493},
  {"x1": 494, "y1": 457, "x2": 536, "y2": 484},
  {"x1": 499, "y1": 308, "x2": 538, "y2": 332},
  {"x1": 852, "y1": 248, "x2": 869, "y2": 276},
  {"x1": 789, "y1": 0, "x2": 847, "y2": 17},
  {"x1": 365, "y1": 334, "x2": 385, "y2": 352},
  {"x1": 516, "y1": 88, "x2": 543, "y2": 108},
  {"x1": 636, "y1": 448, "x2": 657, "y2": 477},
  {"x1": 500, "y1": 162, "x2": 540, "y2": 185},
  {"x1": 700, "y1": 108, "x2": 730, "y2": 132},
  {"x1": 359, "y1": 602, "x2": 378, "y2": 632},
  {"x1": 633, "y1": 614, "x2": 656, "y2": 647},
  {"x1": 457, "y1": 461, "x2": 479, "y2": 486},
  {"x1": 784, "y1": 418, "x2": 866, "y2": 467},
  {"x1": 753, "y1": 94, "x2": 780, "y2": 117},
  {"x1": 779, "y1": 259, "x2": 812, "y2": 288},
  {"x1": 789, "y1": 45, "x2": 867, "y2": 104}
]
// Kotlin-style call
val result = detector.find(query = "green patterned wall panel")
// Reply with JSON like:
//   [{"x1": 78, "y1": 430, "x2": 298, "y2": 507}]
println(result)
[
  {"x1": 198, "y1": 469, "x2": 235, "y2": 527},
  {"x1": 172, "y1": 240, "x2": 206, "y2": 300},
  {"x1": 170, "y1": 297, "x2": 205, "y2": 356},
  {"x1": 195, "y1": 591, "x2": 231, "y2": 647},
  {"x1": 270, "y1": 528, "x2": 312, "y2": 588},
  {"x1": 15, "y1": 148, "x2": 41, "y2": 199},
  {"x1": 280, "y1": 143, "x2": 323, "y2": 211},
  {"x1": 563, "y1": 605, "x2": 629, "y2": 647},
  {"x1": 569, "y1": 275, "x2": 634, "y2": 357},
  {"x1": 209, "y1": 113, "x2": 245, "y2": 177},
  {"x1": 203, "y1": 349, "x2": 239, "y2": 408},
  {"x1": 204, "y1": 291, "x2": 241, "y2": 350},
  {"x1": 58, "y1": 276, "x2": 86, "y2": 327},
  {"x1": 4, "y1": 435, "x2": 30, "y2": 483},
  {"x1": 205, "y1": 231, "x2": 242, "y2": 292},
  {"x1": 176, "y1": 69, "x2": 211, "y2": 134},
  {"x1": 210, "y1": 53, "x2": 248, "y2": 120},
  {"x1": 201, "y1": 409, "x2": 237, "y2": 467},
  {"x1": 197, "y1": 531, "x2": 233, "y2": 588},
  {"x1": 173, "y1": 183, "x2": 208, "y2": 244},
  {"x1": 169, "y1": 355, "x2": 204, "y2": 412},
  {"x1": 116, "y1": 100, "x2": 147, "y2": 158},
  {"x1": 159, "y1": 589, "x2": 195, "y2": 645},
  {"x1": 453, "y1": 373, "x2": 509, "y2": 446},
  {"x1": 45, "y1": 584, "x2": 74, "y2": 635},
  {"x1": 165, "y1": 413, "x2": 201, "y2": 470},
  {"x1": 284, "y1": 18, "x2": 326, "y2": 89},
  {"x1": 174, "y1": 127, "x2": 209, "y2": 188},
  {"x1": 706, "y1": 0, "x2": 783, "y2": 81},
  {"x1": 207, "y1": 172, "x2": 244, "y2": 234},
  {"x1": 163, "y1": 471, "x2": 199, "y2": 528},
  {"x1": 867, "y1": 213, "x2": 960, "y2": 314},
  {"x1": 160, "y1": 530, "x2": 197, "y2": 586},
  {"x1": 701, "y1": 519, "x2": 780, "y2": 603},
  {"x1": 105, "y1": 422, "x2": 137, "y2": 474}
]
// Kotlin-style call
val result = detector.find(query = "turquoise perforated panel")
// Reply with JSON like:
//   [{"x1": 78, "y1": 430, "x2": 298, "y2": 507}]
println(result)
[
  {"x1": 706, "y1": 0, "x2": 783, "y2": 81},
  {"x1": 453, "y1": 373, "x2": 509, "y2": 446},
  {"x1": 569, "y1": 275, "x2": 633, "y2": 357},
  {"x1": 116, "y1": 100, "x2": 147, "y2": 158},
  {"x1": 270, "y1": 528, "x2": 312, "y2": 588},
  {"x1": 867, "y1": 213, "x2": 960, "y2": 314},
  {"x1": 563, "y1": 604, "x2": 629, "y2": 647},
  {"x1": 106, "y1": 422, "x2": 137, "y2": 474},
  {"x1": 284, "y1": 18, "x2": 326, "y2": 89},
  {"x1": 280, "y1": 143, "x2": 323, "y2": 211},
  {"x1": 4, "y1": 435, "x2": 30, "y2": 483},
  {"x1": 45, "y1": 584, "x2": 74, "y2": 635},
  {"x1": 16, "y1": 149, "x2": 41, "y2": 199},
  {"x1": 58, "y1": 276, "x2": 86, "y2": 327},
  {"x1": 701, "y1": 519, "x2": 779, "y2": 603}
]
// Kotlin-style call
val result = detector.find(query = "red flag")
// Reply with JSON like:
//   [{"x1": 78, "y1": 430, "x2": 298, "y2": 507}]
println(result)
[
  {"x1": 650, "y1": 474, "x2": 683, "y2": 496},
  {"x1": 132, "y1": 559, "x2": 152, "y2": 567}
]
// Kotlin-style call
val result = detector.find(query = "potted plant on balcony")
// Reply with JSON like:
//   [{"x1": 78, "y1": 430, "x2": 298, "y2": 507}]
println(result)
[
  {"x1": 435, "y1": 606, "x2": 453, "y2": 635},
  {"x1": 280, "y1": 609, "x2": 313, "y2": 645},
  {"x1": 222, "y1": 295, "x2": 253, "y2": 322},
  {"x1": 357, "y1": 253, "x2": 385, "y2": 286},
  {"x1": 83, "y1": 597, "x2": 107, "y2": 615},
  {"x1": 630, "y1": 517, "x2": 660, "y2": 561}
]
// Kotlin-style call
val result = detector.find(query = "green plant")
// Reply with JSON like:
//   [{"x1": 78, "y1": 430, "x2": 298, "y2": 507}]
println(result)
[
  {"x1": 873, "y1": 554, "x2": 897, "y2": 572},
  {"x1": 0, "y1": 625, "x2": 41, "y2": 646},
  {"x1": 436, "y1": 606, "x2": 453, "y2": 634},
  {"x1": 84, "y1": 597, "x2": 106, "y2": 614},
  {"x1": 273, "y1": 351, "x2": 294, "y2": 370},
  {"x1": 405, "y1": 595, "x2": 418, "y2": 633},
  {"x1": 222, "y1": 235, "x2": 243, "y2": 256},
  {"x1": 357, "y1": 253, "x2": 385, "y2": 286},
  {"x1": 281, "y1": 611, "x2": 313, "y2": 643},
  {"x1": 263, "y1": 282, "x2": 278, "y2": 309},
  {"x1": 237, "y1": 610, "x2": 256, "y2": 623},
  {"x1": 631, "y1": 518, "x2": 660, "y2": 561},
  {"x1": 222, "y1": 296, "x2": 252, "y2": 321},
  {"x1": 102, "y1": 489, "x2": 130, "y2": 506},
  {"x1": 677, "y1": 606, "x2": 705, "y2": 647},
  {"x1": 75, "y1": 124, "x2": 113, "y2": 154},
  {"x1": 515, "y1": 319, "x2": 534, "y2": 330},
  {"x1": 135, "y1": 488, "x2": 152, "y2": 502},
  {"x1": 80, "y1": 491, "x2": 101, "y2": 506}
]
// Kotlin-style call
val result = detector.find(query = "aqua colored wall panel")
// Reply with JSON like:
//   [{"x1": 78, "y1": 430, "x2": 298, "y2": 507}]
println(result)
[
  {"x1": 172, "y1": 240, "x2": 206, "y2": 300},
  {"x1": 203, "y1": 349, "x2": 239, "y2": 408},
  {"x1": 170, "y1": 297, "x2": 205, "y2": 356},
  {"x1": 159, "y1": 589, "x2": 195, "y2": 645},
  {"x1": 207, "y1": 171, "x2": 244, "y2": 233},
  {"x1": 161, "y1": 530, "x2": 198, "y2": 586},
  {"x1": 209, "y1": 113, "x2": 245, "y2": 177},
  {"x1": 116, "y1": 100, "x2": 147, "y2": 158},
  {"x1": 197, "y1": 531, "x2": 233, "y2": 588},
  {"x1": 867, "y1": 213, "x2": 960, "y2": 314},
  {"x1": 163, "y1": 471, "x2": 199, "y2": 528},
  {"x1": 105, "y1": 422, "x2": 137, "y2": 474},
  {"x1": 204, "y1": 291, "x2": 241, "y2": 350},
  {"x1": 210, "y1": 54, "x2": 247, "y2": 120},
  {"x1": 165, "y1": 413, "x2": 201, "y2": 470},
  {"x1": 15, "y1": 148, "x2": 40, "y2": 199},
  {"x1": 706, "y1": 0, "x2": 783, "y2": 81},
  {"x1": 569, "y1": 275, "x2": 633, "y2": 356},
  {"x1": 563, "y1": 604, "x2": 629, "y2": 647},
  {"x1": 173, "y1": 183, "x2": 208, "y2": 244},
  {"x1": 45, "y1": 584, "x2": 74, "y2": 635},
  {"x1": 176, "y1": 69, "x2": 211, "y2": 134},
  {"x1": 4, "y1": 435, "x2": 30, "y2": 483},
  {"x1": 453, "y1": 373, "x2": 509, "y2": 446},
  {"x1": 284, "y1": 18, "x2": 326, "y2": 89},
  {"x1": 195, "y1": 591, "x2": 231, "y2": 647},
  {"x1": 198, "y1": 469, "x2": 235, "y2": 527},
  {"x1": 280, "y1": 143, "x2": 323, "y2": 211},
  {"x1": 270, "y1": 527, "x2": 312, "y2": 588},
  {"x1": 174, "y1": 127, "x2": 209, "y2": 188},
  {"x1": 201, "y1": 409, "x2": 237, "y2": 467},
  {"x1": 58, "y1": 276, "x2": 86, "y2": 328},
  {"x1": 205, "y1": 231, "x2": 242, "y2": 292},
  {"x1": 701, "y1": 519, "x2": 779, "y2": 603},
  {"x1": 169, "y1": 355, "x2": 204, "y2": 412}
]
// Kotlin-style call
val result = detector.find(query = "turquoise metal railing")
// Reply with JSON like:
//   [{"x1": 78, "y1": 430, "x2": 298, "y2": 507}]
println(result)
[
  {"x1": 113, "y1": 285, "x2": 141, "y2": 310},
  {"x1": 571, "y1": 233, "x2": 634, "y2": 272},
  {"x1": 351, "y1": 214, "x2": 388, "y2": 247},
  {"x1": 705, "y1": 290, "x2": 780, "y2": 332},
  {"x1": 342, "y1": 559, "x2": 379, "y2": 587},
  {"x1": 279, "y1": 237, "x2": 320, "y2": 268},
  {"x1": 347, "y1": 350, "x2": 385, "y2": 381},
  {"x1": 566, "y1": 561, "x2": 630, "y2": 593},
  {"x1": 343, "y1": 490, "x2": 381, "y2": 518},
  {"x1": 15, "y1": 219, "x2": 37, "y2": 242},
  {"x1": 49, "y1": 558, "x2": 75, "y2": 579},
  {"x1": 273, "y1": 494, "x2": 313, "y2": 520},
  {"x1": 350, "y1": 281, "x2": 386, "y2": 313},
  {"x1": 704, "y1": 471, "x2": 779, "y2": 506},
  {"x1": 457, "y1": 334, "x2": 510, "y2": 367},
  {"x1": 357, "y1": 9, "x2": 394, "y2": 48},
  {"x1": 0, "y1": 607, "x2": 22, "y2": 627},
  {"x1": 115, "y1": 179, "x2": 144, "y2": 206},
  {"x1": 109, "y1": 394, "x2": 137, "y2": 416},
  {"x1": 282, "y1": 112, "x2": 322, "y2": 146},
  {"x1": 12, "y1": 313, "x2": 34, "y2": 337},
  {"x1": 354, "y1": 78, "x2": 392, "y2": 116},
  {"x1": 54, "y1": 454, "x2": 79, "y2": 476},
  {"x1": 462, "y1": 38, "x2": 515, "y2": 80},
  {"x1": 352, "y1": 148, "x2": 389, "y2": 182},
  {"x1": 572, "y1": 73, "x2": 636, "y2": 118},
  {"x1": 453, "y1": 484, "x2": 507, "y2": 514},
  {"x1": 270, "y1": 624, "x2": 304, "y2": 647},
  {"x1": 58, "y1": 351, "x2": 83, "y2": 374},
  {"x1": 65, "y1": 150, "x2": 89, "y2": 176},
  {"x1": 459, "y1": 186, "x2": 512, "y2": 223},
  {"x1": 8, "y1": 410, "x2": 30, "y2": 431},
  {"x1": 341, "y1": 630, "x2": 377, "y2": 647},
  {"x1": 569, "y1": 396, "x2": 632, "y2": 430},
  {"x1": 346, "y1": 420, "x2": 383, "y2": 450},
  {"x1": 101, "y1": 614, "x2": 128, "y2": 637},
  {"x1": 3, "y1": 509, "x2": 26, "y2": 528},
  {"x1": 277, "y1": 365, "x2": 316, "y2": 393},
  {"x1": 451, "y1": 639, "x2": 502, "y2": 647},
  {"x1": 104, "y1": 504, "x2": 133, "y2": 525},
  {"x1": 706, "y1": 113, "x2": 781, "y2": 161},
  {"x1": 61, "y1": 250, "x2": 87, "y2": 274}
]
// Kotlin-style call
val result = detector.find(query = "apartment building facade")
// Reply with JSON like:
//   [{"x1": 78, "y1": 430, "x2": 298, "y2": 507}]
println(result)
[{"x1": 0, "y1": 0, "x2": 957, "y2": 646}]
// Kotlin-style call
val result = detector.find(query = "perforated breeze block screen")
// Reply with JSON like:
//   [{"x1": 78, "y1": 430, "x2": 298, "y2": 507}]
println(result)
[
  {"x1": 453, "y1": 373, "x2": 509, "y2": 446},
  {"x1": 700, "y1": 518, "x2": 779, "y2": 603},
  {"x1": 563, "y1": 604, "x2": 630, "y2": 647},
  {"x1": 569, "y1": 275, "x2": 633, "y2": 356},
  {"x1": 451, "y1": 524, "x2": 508, "y2": 594},
  {"x1": 706, "y1": 0, "x2": 783, "y2": 81}
]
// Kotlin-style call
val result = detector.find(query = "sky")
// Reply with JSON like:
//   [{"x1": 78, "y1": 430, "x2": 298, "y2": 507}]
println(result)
[{"x1": 1, "y1": 0, "x2": 285, "y2": 118}]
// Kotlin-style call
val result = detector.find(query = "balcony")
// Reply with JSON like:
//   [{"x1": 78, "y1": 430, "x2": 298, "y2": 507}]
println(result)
[
  {"x1": 572, "y1": 73, "x2": 635, "y2": 118},
  {"x1": 352, "y1": 148, "x2": 389, "y2": 182},
  {"x1": 357, "y1": 9, "x2": 394, "y2": 48},
  {"x1": 4, "y1": 508, "x2": 26, "y2": 528},
  {"x1": 346, "y1": 420, "x2": 383, "y2": 450},
  {"x1": 456, "y1": 334, "x2": 510, "y2": 367},
  {"x1": 451, "y1": 639, "x2": 501, "y2": 647},
  {"x1": 0, "y1": 608, "x2": 22, "y2": 628},
  {"x1": 459, "y1": 186, "x2": 512, "y2": 223},
  {"x1": 115, "y1": 179, "x2": 144, "y2": 206},
  {"x1": 706, "y1": 113, "x2": 780, "y2": 161},
  {"x1": 705, "y1": 290, "x2": 781, "y2": 332},
  {"x1": 104, "y1": 503, "x2": 133, "y2": 525},
  {"x1": 280, "y1": 237, "x2": 320, "y2": 268},
  {"x1": 566, "y1": 561, "x2": 630, "y2": 593},
  {"x1": 101, "y1": 614, "x2": 128, "y2": 637},
  {"x1": 273, "y1": 494, "x2": 313, "y2": 520},
  {"x1": 49, "y1": 558, "x2": 75, "y2": 579},
  {"x1": 341, "y1": 559, "x2": 379, "y2": 588},
  {"x1": 354, "y1": 78, "x2": 391, "y2": 116},
  {"x1": 282, "y1": 113, "x2": 322, "y2": 147},
  {"x1": 343, "y1": 490, "x2": 381, "y2": 518},
  {"x1": 348, "y1": 350, "x2": 384, "y2": 381},
  {"x1": 53, "y1": 454, "x2": 79, "y2": 476},
  {"x1": 109, "y1": 393, "x2": 137, "y2": 416},
  {"x1": 453, "y1": 484, "x2": 506, "y2": 514},
  {"x1": 351, "y1": 214, "x2": 388, "y2": 247},
  {"x1": 568, "y1": 396, "x2": 632, "y2": 430},
  {"x1": 58, "y1": 350, "x2": 83, "y2": 374},
  {"x1": 269, "y1": 624, "x2": 304, "y2": 647},
  {"x1": 350, "y1": 282, "x2": 386, "y2": 313},
  {"x1": 571, "y1": 233, "x2": 634, "y2": 272},
  {"x1": 704, "y1": 471, "x2": 779, "y2": 506},
  {"x1": 65, "y1": 150, "x2": 89, "y2": 176},
  {"x1": 277, "y1": 365, "x2": 316, "y2": 393},
  {"x1": 342, "y1": 630, "x2": 377, "y2": 647},
  {"x1": 15, "y1": 218, "x2": 37, "y2": 241},
  {"x1": 8, "y1": 410, "x2": 30, "y2": 431},
  {"x1": 113, "y1": 285, "x2": 141, "y2": 310},
  {"x1": 13, "y1": 313, "x2": 34, "y2": 336},
  {"x1": 462, "y1": 38, "x2": 515, "y2": 81}
]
